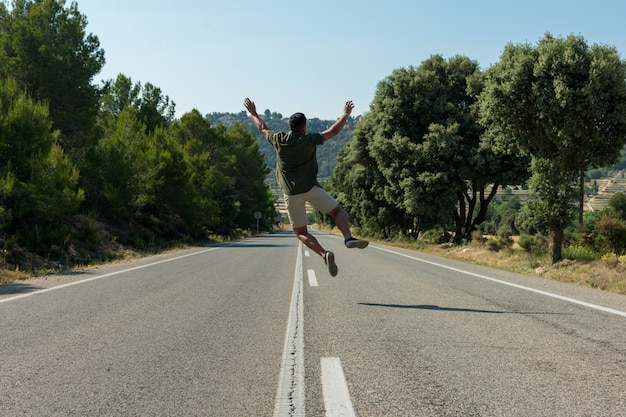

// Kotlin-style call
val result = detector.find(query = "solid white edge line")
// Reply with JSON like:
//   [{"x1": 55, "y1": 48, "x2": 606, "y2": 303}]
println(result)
[
  {"x1": 0, "y1": 246, "x2": 223, "y2": 304},
  {"x1": 321, "y1": 357, "x2": 356, "y2": 417},
  {"x1": 307, "y1": 269, "x2": 318, "y2": 287},
  {"x1": 273, "y1": 241, "x2": 305, "y2": 417},
  {"x1": 371, "y1": 245, "x2": 626, "y2": 318}
]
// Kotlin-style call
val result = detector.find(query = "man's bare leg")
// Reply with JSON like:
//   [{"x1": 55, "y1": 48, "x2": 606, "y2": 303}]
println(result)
[
  {"x1": 327, "y1": 205, "x2": 352, "y2": 240},
  {"x1": 293, "y1": 226, "x2": 326, "y2": 257},
  {"x1": 328, "y1": 205, "x2": 369, "y2": 249},
  {"x1": 294, "y1": 226, "x2": 337, "y2": 276}
]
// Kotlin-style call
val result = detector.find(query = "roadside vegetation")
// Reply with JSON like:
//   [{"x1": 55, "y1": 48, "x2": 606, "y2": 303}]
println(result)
[{"x1": 417, "y1": 235, "x2": 626, "y2": 295}]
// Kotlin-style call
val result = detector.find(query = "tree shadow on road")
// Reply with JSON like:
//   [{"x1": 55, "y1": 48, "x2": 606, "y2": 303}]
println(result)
[{"x1": 0, "y1": 282, "x2": 43, "y2": 296}]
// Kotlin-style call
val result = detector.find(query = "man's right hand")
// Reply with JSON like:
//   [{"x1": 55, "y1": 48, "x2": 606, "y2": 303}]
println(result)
[
  {"x1": 322, "y1": 100, "x2": 355, "y2": 141},
  {"x1": 343, "y1": 100, "x2": 354, "y2": 116},
  {"x1": 244, "y1": 98, "x2": 258, "y2": 116}
]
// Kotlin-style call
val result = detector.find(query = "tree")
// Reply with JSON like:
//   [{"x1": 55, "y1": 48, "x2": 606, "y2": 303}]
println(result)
[
  {"x1": 607, "y1": 192, "x2": 626, "y2": 221},
  {"x1": 85, "y1": 107, "x2": 150, "y2": 220},
  {"x1": 223, "y1": 123, "x2": 273, "y2": 229},
  {"x1": 331, "y1": 55, "x2": 529, "y2": 240},
  {"x1": 0, "y1": 0, "x2": 105, "y2": 157},
  {"x1": 0, "y1": 77, "x2": 83, "y2": 254},
  {"x1": 170, "y1": 110, "x2": 274, "y2": 234},
  {"x1": 99, "y1": 74, "x2": 175, "y2": 134},
  {"x1": 84, "y1": 76, "x2": 178, "y2": 223},
  {"x1": 478, "y1": 33, "x2": 626, "y2": 263},
  {"x1": 327, "y1": 115, "x2": 407, "y2": 239}
]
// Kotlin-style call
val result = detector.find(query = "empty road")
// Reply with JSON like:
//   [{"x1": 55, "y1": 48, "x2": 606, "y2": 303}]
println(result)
[{"x1": 1, "y1": 230, "x2": 624, "y2": 416}]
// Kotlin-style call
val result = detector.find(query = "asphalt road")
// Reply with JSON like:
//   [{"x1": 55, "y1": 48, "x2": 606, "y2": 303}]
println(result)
[{"x1": 1, "y1": 230, "x2": 625, "y2": 416}]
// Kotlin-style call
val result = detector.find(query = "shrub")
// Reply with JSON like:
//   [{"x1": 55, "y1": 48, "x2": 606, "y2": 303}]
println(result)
[
  {"x1": 518, "y1": 234, "x2": 548, "y2": 255},
  {"x1": 419, "y1": 226, "x2": 450, "y2": 244},
  {"x1": 486, "y1": 233, "x2": 513, "y2": 252},
  {"x1": 601, "y1": 252, "x2": 620, "y2": 267},
  {"x1": 563, "y1": 245, "x2": 600, "y2": 262},
  {"x1": 597, "y1": 215, "x2": 626, "y2": 254}
]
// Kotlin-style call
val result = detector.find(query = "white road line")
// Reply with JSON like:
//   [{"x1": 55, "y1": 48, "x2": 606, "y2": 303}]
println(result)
[
  {"x1": 273, "y1": 242, "x2": 305, "y2": 417},
  {"x1": 305, "y1": 250, "x2": 310, "y2": 257},
  {"x1": 307, "y1": 269, "x2": 318, "y2": 287},
  {"x1": 372, "y1": 245, "x2": 626, "y2": 318},
  {"x1": 321, "y1": 357, "x2": 356, "y2": 417},
  {"x1": 0, "y1": 246, "x2": 222, "y2": 304}
]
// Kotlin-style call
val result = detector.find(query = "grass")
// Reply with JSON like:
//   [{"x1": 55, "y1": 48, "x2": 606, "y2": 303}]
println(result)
[
  {"x1": 418, "y1": 241, "x2": 626, "y2": 295},
  {"x1": 0, "y1": 268, "x2": 32, "y2": 285}
]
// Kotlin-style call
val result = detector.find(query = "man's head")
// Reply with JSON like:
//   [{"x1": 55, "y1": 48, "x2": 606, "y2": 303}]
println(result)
[{"x1": 289, "y1": 112, "x2": 307, "y2": 134}]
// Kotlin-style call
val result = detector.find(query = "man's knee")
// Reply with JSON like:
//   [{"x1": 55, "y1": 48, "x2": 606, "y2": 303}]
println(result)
[{"x1": 328, "y1": 204, "x2": 343, "y2": 218}]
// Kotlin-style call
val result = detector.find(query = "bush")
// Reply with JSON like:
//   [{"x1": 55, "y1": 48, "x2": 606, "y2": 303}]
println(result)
[
  {"x1": 419, "y1": 226, "x2": 451, "y2": 244},
  {"x1": 486, "y1": 238, "x2": 504, "y2": 252},
  {"x1": 597, "y1": 215, "x2": 626, "y2": 254},
  {"x1": 518, "y1": 234, "x2": 548, "y2": 255},
  {"x1": 601, "y1": 252, "x2": 620, "y2": 267},
  {"x1": 485, "y1": 233, "x2": 513, "y2": 252},
  {"x1": 471, "y1": 230, "x2": 486, "y2": 244},
  {"x1": 563, "y1": 245, "x2": 600, "y2": 262}
]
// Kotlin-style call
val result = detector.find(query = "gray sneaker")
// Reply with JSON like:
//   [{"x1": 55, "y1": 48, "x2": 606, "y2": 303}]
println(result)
[
  {"x1": 325, "y1": 251, "x2": 338, "y2": 276},
  {"x1": 345, "y1": 237, "x2": 369, "y2": 249}
]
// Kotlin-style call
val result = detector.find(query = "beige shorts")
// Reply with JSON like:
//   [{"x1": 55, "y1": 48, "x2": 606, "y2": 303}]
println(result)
[{"x1": 284, "y1": 186, "x2": 339, "y2": 229}]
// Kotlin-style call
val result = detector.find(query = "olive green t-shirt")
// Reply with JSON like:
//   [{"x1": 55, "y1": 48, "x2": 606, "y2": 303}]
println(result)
[{"x1": 266, "y1": 131, "x2": 324, "y2": 195}]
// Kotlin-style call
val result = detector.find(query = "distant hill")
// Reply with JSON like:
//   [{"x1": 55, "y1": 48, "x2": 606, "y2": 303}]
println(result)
[
  {"x1": 496, "y1": 147, "x2": 626, "y2": 211},
  {"x1": 206, "y1": 110, "x2": 358, "y2": 184}
]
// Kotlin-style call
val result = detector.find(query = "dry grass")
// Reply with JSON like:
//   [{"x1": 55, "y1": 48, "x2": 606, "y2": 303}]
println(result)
[
  {"x1": 420, "y1": 243, "x2": 626, "y2": 295},
  {"x1": 317, "y1": 223, "x2": 626, "y2": 295},
  {"x1": 0, "y1": 268, "x2": 32, "y2": 285}
]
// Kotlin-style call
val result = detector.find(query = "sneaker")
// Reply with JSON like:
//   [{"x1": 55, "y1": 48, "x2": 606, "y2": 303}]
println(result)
[
  {"x1": 325, "y1": 251, "x2": 338, "y2": 277},
  {"x1": 345, "y1": 237, "x2": 369, "y2": 249}
]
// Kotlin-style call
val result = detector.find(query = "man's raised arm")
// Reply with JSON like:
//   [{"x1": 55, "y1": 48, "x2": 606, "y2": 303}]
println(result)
[
  {"x1": 244, "y1": 98, "x2": 271, "y2": 137},
  {"x1": 322, "y1": 100, "x2": 354, "y2": 141}
]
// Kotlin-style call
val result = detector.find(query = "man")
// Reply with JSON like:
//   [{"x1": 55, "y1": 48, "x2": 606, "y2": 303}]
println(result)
[{"x1": 243, "y1": 98, "x2": 368, "y2": 276}]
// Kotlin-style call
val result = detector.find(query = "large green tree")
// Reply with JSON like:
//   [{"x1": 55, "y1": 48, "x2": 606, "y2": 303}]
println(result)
[
  {"x1": 0, "y1": 77, "x2": 83, "y2": 254},
  {"x1": 0, "y1": 0, "x2": 105, "y2": 157},
  {"x1": 170, "y1": 111, "x2": 274, "y2": 234},
  {"x1": 478, "y1": 34, "x2": 626, "y2": 263},
  {"x1": 330, "y1": 55, "x2": 529, "y2": 240},
  {"x1": 85, "y1": 75, "x2": 177, "y2": 219},
  {"x1": 100, "y1": 74, "x2": 175, "y2": 134}
]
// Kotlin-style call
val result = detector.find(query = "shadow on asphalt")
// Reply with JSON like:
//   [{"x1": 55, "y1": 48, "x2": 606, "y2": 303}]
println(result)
[
  {"x1": 358, "y1": 302, "x2": 570, "y2": 315},
  {"x1": 0, "y1": 282, "x2": 43, "y2": 296}
]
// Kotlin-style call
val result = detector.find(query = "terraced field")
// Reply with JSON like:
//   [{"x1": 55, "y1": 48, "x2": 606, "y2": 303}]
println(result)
[{"x1": 587, "y1": 170, "x2": 626, "y2": 211}]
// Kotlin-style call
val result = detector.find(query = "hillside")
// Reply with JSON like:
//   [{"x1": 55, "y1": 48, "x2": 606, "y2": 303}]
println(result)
[
  {"x1": 496, "y1": 168, "x2": 626, "y2": 212},
  {"x1": 587, "y1": 169, "x2": 626, "y2": 211}
]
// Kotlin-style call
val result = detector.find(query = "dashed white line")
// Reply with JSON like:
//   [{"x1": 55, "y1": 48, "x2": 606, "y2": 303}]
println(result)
[
  {"x1": 321, "y1": 357, "x2": 356, "y2": 417},
  {"x1": 307, "y1": 269, "x2": 318, "y2": 287}
]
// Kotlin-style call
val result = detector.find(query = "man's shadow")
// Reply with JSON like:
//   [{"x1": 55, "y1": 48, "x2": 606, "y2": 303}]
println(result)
[{"x1": 358, "y1": 302, "x2": 567, "y2": 315}]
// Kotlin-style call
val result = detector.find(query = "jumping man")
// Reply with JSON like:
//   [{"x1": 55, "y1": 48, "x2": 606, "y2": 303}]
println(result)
[{"x1": 243, "y1": 98, "x2": 368, "y2": 276}]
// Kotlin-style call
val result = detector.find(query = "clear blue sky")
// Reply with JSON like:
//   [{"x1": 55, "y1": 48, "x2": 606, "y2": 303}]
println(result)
[{"x1": 77, "y1": 0, "x2": 626, "y2": 120}]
